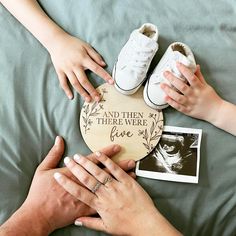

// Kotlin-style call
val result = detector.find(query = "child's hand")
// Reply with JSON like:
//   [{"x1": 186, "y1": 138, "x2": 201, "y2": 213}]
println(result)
[
  {"x1": 48, "y1": 33, "x2": 113, "y2": 101},
  {"x1": 161, "y1": 62, "x2": 223, "y2": 123}
]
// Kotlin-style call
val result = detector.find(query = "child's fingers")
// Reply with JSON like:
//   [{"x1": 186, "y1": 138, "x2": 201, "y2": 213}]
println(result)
[
  {"x1": 57, "y1": 71, "x2": 73, "y2": 100},
  {"x1": 67, "y1": 72, "x2": 91, "y2": 103},
  {"x1": 176, "y1": 62, "x2": 201, "y2": 87},
  {"x1": 85, "y1": 59, "x2": 114, "y2": 85},
  {"x1": 165, "y1": 96, "x2": 189, "y2": 114},
  {"x1": 195, "y1": 65, "x2": 206, "y2": 84},
  {"x1": 160, "y1": 84, "x2": 187, "y2": 105},
  {"x1": 74, "y1": 69, "x2": 100, "y2": 102},
  {"x1": 86, "y1": 46, "x2": 106, "y2": 67},
  {"x1": 163, "y1": 71, "x2": 191, "y2": 95}
]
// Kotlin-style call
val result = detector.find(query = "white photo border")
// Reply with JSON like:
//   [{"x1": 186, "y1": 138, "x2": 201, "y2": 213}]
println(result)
[{"x1": 136, "y1": 126, "x2": 202, "y2": 184}]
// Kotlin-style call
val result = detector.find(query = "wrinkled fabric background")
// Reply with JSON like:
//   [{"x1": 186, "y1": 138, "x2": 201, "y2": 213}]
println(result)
[{"x1": 0, "y1": 1, "x2": 236, "y2": 235}]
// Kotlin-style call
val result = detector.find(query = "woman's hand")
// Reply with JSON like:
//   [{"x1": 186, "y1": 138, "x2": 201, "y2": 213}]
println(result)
[
  {"x1": 161, "y1": 62, "x2": 223, "y2": 123},
  {"x1": 48, "y1": 33, "x2": 114, "y2": 101},
  {"x1": 0, "y1": 137, "x2": 135, "y2": 236},
  {"x1": 54, "y1": 152, "x2": 182, "y2": 236}
]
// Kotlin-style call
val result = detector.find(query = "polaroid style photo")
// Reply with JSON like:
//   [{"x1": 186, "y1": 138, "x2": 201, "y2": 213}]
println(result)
[{"x1": 136, "y1": 126, "x2": 202, "y2": 184}]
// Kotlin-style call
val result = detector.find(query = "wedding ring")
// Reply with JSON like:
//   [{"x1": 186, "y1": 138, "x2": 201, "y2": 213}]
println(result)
[
  {"x1": 91, "y1": 181, "x2": 102, "y2": 193},
  {"x1": 103, "y1": 176, "x2": 113, "y2": 185}
]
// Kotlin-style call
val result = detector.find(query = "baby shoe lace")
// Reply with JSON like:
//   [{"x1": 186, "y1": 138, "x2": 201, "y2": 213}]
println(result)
[{"x1": 127, "y1": 39, "x2": 154, "y2": 75}]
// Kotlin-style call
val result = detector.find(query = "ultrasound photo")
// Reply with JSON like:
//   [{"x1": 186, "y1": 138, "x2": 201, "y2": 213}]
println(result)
[{"x1": 136, "y1": 126, "x2": 202, "y2": 183}]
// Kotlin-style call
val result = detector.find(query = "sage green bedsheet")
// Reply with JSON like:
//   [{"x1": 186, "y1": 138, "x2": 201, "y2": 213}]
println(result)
[{"x1": 0, "y1": 1, "x2": 236, "y2": 235}]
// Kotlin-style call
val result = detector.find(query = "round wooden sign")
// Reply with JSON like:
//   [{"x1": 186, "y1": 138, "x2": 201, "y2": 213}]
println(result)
[{"x1": 80, "y1": 83, "x2": 164, "y2": 162}]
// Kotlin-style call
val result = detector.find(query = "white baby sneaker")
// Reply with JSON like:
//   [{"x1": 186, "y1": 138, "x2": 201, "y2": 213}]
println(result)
[
  {"x1": 143, "y1": 42, "x2": 196, "y2": 110},
  {"x1": 113, "y1": 23, "x2": 159, "y2": 95}
]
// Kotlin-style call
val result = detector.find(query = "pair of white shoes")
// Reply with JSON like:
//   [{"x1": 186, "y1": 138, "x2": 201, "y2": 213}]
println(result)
[{"x1": 112, "y1": 23, "x2": 196, "y2": 110}]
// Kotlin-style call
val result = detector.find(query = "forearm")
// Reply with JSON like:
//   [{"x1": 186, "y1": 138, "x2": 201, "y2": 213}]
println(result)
[
  {"x1": 0, "y1": 0, "x2": 66, "y2": 52},
  {"x1": 0, "y1": 205, "x2": 51, "y2": 236},
  {"x1": 210, "y1": 100, "x2": 236, "y2": 136}
]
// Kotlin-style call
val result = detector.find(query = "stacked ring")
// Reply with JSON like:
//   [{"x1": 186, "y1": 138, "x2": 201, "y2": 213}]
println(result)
[
  {"x1": 103, "y1": 176, "x2": 113, "y2": 185},
  {"x1": 91, "y1": 181, "x2": 102, "y2": 193}
]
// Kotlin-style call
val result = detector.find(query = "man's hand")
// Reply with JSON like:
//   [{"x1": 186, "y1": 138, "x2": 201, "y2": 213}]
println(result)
[{"x1": 0, "y1": 136, "x2": 135, "y2": 235}]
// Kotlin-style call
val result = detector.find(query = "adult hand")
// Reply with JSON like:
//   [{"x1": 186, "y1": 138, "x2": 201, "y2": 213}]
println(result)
[
  {"x1": 161, "y1": 63, "x2": 223, "y2": 123},
  {"x1": 54, "y1": 151, "x2": 182, "y2": 236},
  {"x1": 49, "y1": 33, "x2": 114, "y2": 101},
  {"x1": 0, "y1": 136, "x2": 135, "y2": 235}
]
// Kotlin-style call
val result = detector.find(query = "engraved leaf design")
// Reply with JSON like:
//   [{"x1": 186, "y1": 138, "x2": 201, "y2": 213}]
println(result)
[
  {"x1": 150, "y1": 121, "x2": 155, "y2": 135},
  {"x1": 143, "y1": 143, "x2": 150, "y2": 150},
  {"x1": 84, "y1": 104, "x2": 89, "y2": 114},
  {"x1": 91, "y1": 102, "x2": 97, "y2": 112},
  {"x1": 144, "y1": 129, "x2": 148, "y2": 140},
  {"x1": 82, "y1": 116, "x2": 87, "y2": 124}
]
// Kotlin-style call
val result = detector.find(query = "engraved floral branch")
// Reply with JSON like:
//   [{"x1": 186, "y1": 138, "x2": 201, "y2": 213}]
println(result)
[
  {"x1": 82, "y1": 88, "x2": 107, "y2": 134},
  {"x1": 138, "y1": 112, "x2": 163, "y2": 153}
]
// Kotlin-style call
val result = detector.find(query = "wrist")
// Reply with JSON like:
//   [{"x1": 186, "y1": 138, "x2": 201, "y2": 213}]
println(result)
[
  {"x1": 131, "y1": 210, "x2": 182, "y2": 236},
  {"x1": 205, "y1": 98, "x2": 225, "y2": 126},
  {"x1": 6, "y1": 204, "x2": 52, "y2": 236},
  {"x1": 41, "y1": 26, "x2": 68, "y2": 54}
]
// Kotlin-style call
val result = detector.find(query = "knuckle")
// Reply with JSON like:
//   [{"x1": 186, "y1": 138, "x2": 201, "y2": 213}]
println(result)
[
  {"x1": 93, "y1": 169, "x2": 102, "y2": 177},
  {"x1": 108, "y1": 163, "x2": 118, "y2": 172},
  {"x1": 186, "y1": 107, "x2": 192, "y2": 113},
  {"x1": 92, "y1": 64, "x2": 100, "y2": 72},
  {"x1": 177, "y1": 96, "x2": 182, "y2": 103},
  {"x1": 74, "y1": 188, "x2": 82, "y2": 198},
  {"x1": 175, "y1": 104, "x2": 181, "y2": 110},
  {"x1": 180, "y1": 84, "x2": 188, "y2": 92},
  {"x1": 79, "y1": 78, "x2": 87, "y2": 84},
  {"x1": 71, "y1": 80, "x2": 78, "y2": 87},
  {"x1": 81, "y1": 175, "x2": 90, "y2": 184},
  {"x1": 78, "y1": 156, "x2": 86, "y2": 165},
  {"x1": 99, "y1": 153, "x2": 108, "y2": 161},
  {"x1": 190, "y1": 75, "x2": 196, "y2": 82},
  {"x1": 60, "y1": 81, "x2": 68, "y2": 89},
  {"x1": 81, "y1": 93, "x2": 88, "y2": 98},
  {"x1": 91, "y1": 91, "x2": 99, "y2": 97}
]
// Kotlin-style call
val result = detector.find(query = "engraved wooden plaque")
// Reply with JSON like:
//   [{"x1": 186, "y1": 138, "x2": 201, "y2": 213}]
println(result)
[{"x1": 80, "y1": 83, "x2": 164, "y2": 162}]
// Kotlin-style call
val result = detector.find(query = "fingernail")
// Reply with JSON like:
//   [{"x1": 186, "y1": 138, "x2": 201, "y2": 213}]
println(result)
[
  {"x1": 55, "y1": 136, "x2": 60, "y2": 146},
  {"x1": 74, "y1": 154, "x2": 81, "y2": 162},
  {"x1": 95, "y1": 151, "x2": 101, "y2": 157},
  {"x1": 64, "y1": 157, "x2": 71, "y2": 165},
  {"x1": 101, "y1": 60, "x2": 106, "y2": 65},
  {"x1": 113, "y1": 145, "x2": 121, "y2": 152},
  {"x1": 75, "y1": 220, "x2": 83, "y2": 226},
  {"x1": 108, "y1": 79, "x2": 114, "y2": 85},
  {"x1": 85, "y1": 97, "x2": 91, "y2": 103},
  {"x1": 128, "y1": 160, "x2": 136, "y2": 168},
  {"x1": 68, "y1": 94, "x2": 73, "y2": 100},
  {"x1": 54, "y1": 172, "x2": 62, "y2": 180},
  {"x1": 95, "y1": 96, "x2": 100, "y2": 102}
]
